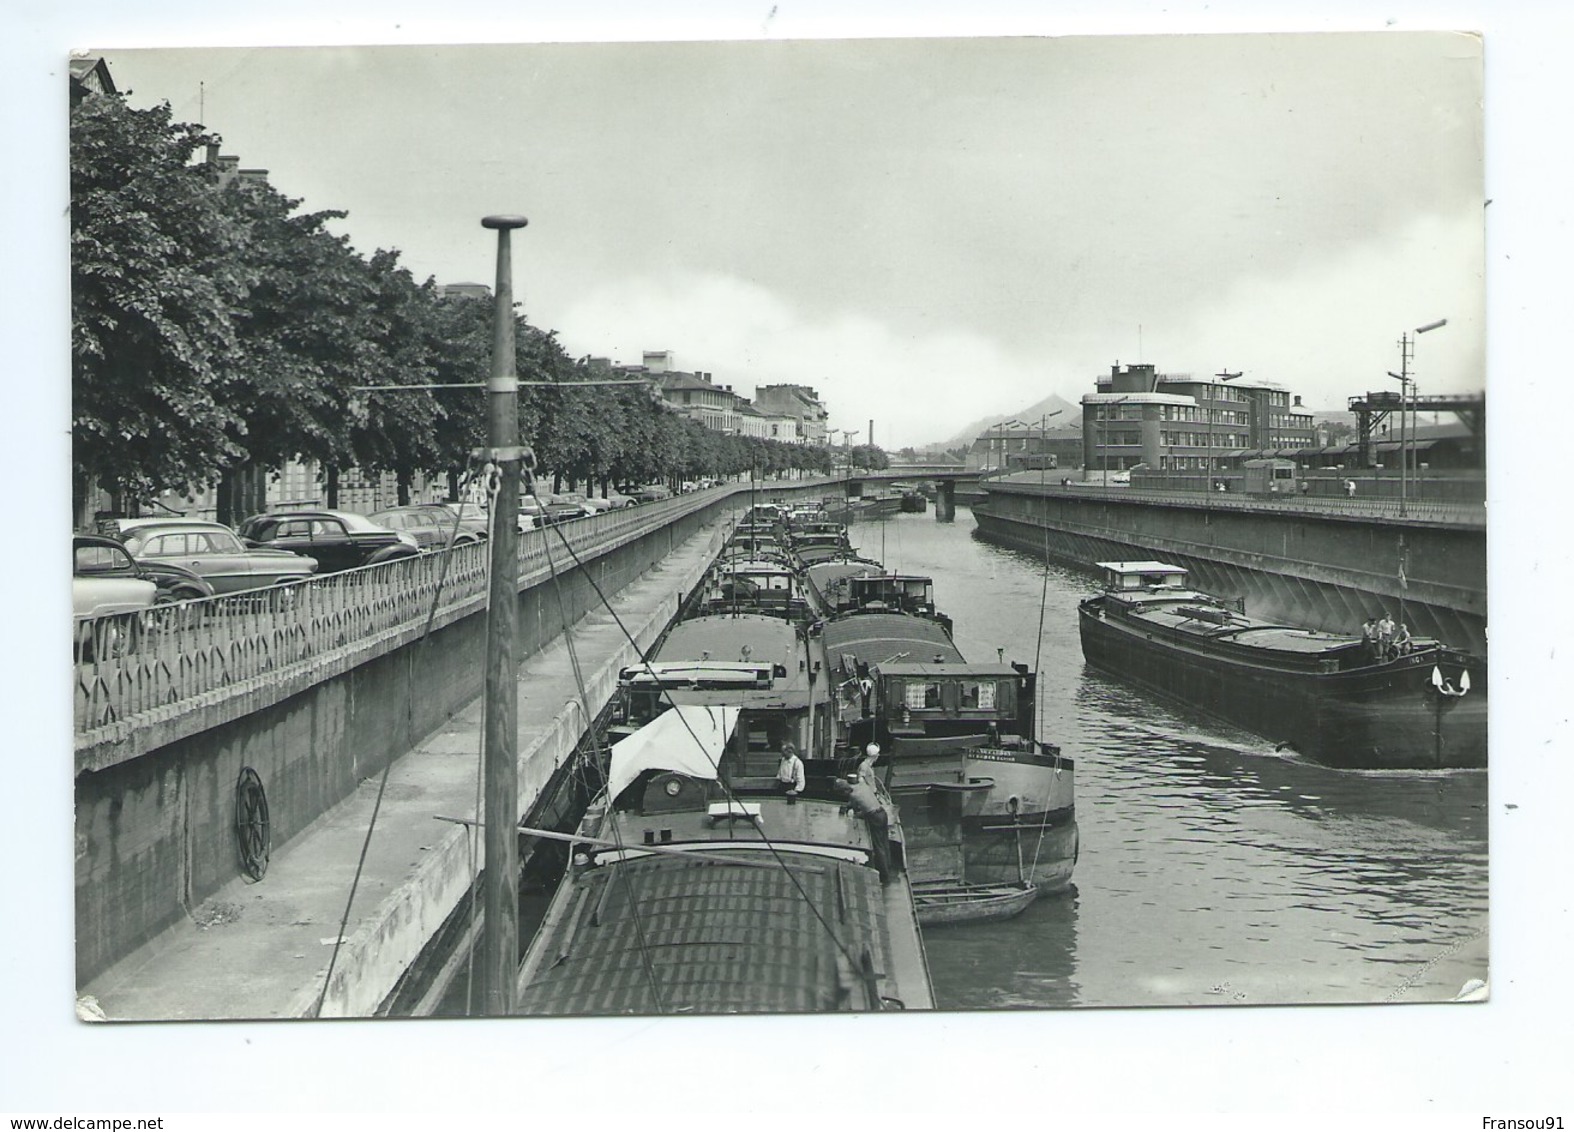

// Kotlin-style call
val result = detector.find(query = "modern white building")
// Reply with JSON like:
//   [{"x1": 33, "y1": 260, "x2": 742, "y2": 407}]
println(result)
[{"x1": 1081, "y1": 363, "x2": 1316, "y2": 473}]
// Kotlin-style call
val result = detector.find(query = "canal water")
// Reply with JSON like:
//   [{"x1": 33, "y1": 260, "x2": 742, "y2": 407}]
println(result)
[{"x1": 849, "y1": 507, "x2": 1490, "y2": 1011}]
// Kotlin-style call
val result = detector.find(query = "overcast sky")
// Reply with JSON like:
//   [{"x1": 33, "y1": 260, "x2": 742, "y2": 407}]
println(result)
[{"x1": 102, "y1": 34, "x2": 1484, "y2": 448}]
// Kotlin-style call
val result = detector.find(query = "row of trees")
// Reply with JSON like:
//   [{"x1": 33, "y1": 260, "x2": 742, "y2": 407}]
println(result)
[
  {"x1": 71, "y1": 93, "x2": 841, "y2": 524},
  {"x1": 838, "y1": 444, "x2": 890, "y2": 471}
]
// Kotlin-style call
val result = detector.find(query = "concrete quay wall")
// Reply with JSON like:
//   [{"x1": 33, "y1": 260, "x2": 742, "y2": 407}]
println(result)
[
  {"x1": 973, "y1": 484, "x2": 1487, "y2": 655},
  {"x1": 73, "y1": 488, "x2": 816, "y2": 988}
]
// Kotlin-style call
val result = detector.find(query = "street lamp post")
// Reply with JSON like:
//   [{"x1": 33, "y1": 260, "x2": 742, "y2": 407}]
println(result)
[
  {"x1": 1386, "y1": 318, "x2": 1447, "y2": 517},
  {"x1": 834, "y1": 429, "x2": 860, "y2": 502},
  {"x1": 1097, "y1": 398, "x2": 1128, "y2": 492},
  {"x1": 1211, "y1": 370, "x2": 1242, "y2": 497},
  {"x1": 1037, "y1": 410, "x2": 1063, "y2": 480},
  {"x1": 987, "y1": 420, "x2": 1018, "y2": 474}
]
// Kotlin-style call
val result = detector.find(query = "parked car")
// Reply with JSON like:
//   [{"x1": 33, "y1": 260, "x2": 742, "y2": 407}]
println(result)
[
  {"x1": 135, "y1": 558, "x2": 217, "y2": 603},
  {"x1": 516, "y1": 497, "x2": 549, "y2": 529},
  {"x1": 548, "y1": 492, "x2": 602, "y2": 517},
  {"x1": 560, "y1": 491, "x2": 615, "y2": 514},
  {"x1": 413, "y1": 501, "x2": 493, "y2": 540},
  {"x1": 369, "y1": 506, "x2": 484, "y2": 550},
  {"x1": 115, "y1": 519, "x2": 318, "y2": 594},
  {"x1": 595, "y1": 489, "x2": 637, "y2": 509},
  {"x1": 426, "y1": 498, "x2": 537, "y2": 533},
  {"x1": 629, "y1": 483, "x2": 673, "y2": 503},
  {"x1": 520, "y1": 493, "x2": 587, "y2": 524},
  {"x1": 236, "y1": 509, "x2": 420, "y2": 574},
  {"x1": 73, "y1": 535, "x2": 157, "y2": 620}
]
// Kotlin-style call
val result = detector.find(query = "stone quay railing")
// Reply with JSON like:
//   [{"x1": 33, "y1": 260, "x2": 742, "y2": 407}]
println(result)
[{"x1": 70, "y1": 489, "x2": 770, "y2": 757}]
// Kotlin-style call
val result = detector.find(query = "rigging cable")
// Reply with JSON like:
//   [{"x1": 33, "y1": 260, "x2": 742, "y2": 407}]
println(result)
[
  {"x1": 315, "y1": 470, "x2": 478, "y2": 1019},
  {"x1": 1022, "y1": 424, "x2": 1065, "y2": 882},
  {"x1": 461, "y1": 463, "x2": 503, "y2": 1017}
]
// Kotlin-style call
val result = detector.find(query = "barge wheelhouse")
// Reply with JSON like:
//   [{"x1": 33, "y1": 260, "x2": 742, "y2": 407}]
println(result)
[{"x1": 816, "y1": 571, "x2": 1078, "y2": 901}]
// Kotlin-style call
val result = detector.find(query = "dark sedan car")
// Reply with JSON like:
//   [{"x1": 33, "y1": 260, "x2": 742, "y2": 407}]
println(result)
[
  {"x1": 133, "y1": 558, "x2": 216, "y2": 602},
  {"x1": 237, "y1": 509, "x2": 420, "y2": 574},
  {"x1": 370, "y1": 506, "x2": 485, "y2": 550},
  {"x1": 534, "y1": 493, "x2": 591, "y2": 524},
  {"x1": 116, "y1": 519, "x2": 318, "y2": 594}
]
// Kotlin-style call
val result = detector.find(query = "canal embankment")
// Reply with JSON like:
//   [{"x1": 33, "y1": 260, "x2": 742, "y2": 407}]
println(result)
[
  {"x1": 973, "y1": 476, "x2": 1487, "y2": 654},
  {"x1": 76, "y1": 477, "x2": 844, "y2": 993},
  {"x1": 79, "y1": 515, "x2": 733, "y2": 1019}
]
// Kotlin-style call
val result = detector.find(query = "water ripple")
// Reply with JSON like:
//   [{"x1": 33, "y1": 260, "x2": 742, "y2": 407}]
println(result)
[{"x1": 849, "y1": 512, "x2": 1489, "y2": 1010}]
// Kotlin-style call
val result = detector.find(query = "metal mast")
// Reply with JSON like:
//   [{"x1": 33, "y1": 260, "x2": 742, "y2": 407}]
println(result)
[{"x1": 479, "y1": 213, "x2": 528, "y2": 1015}]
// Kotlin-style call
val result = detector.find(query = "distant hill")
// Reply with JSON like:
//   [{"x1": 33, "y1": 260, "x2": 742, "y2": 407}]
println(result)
[{"x1": 924, "y1": 393, "x2": 1082, "y2": 452}]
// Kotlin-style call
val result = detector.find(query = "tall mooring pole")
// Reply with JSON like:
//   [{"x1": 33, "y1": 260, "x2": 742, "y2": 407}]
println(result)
[{"x1": 479, "y1": 213, "x2": 528, "y2": 1015}]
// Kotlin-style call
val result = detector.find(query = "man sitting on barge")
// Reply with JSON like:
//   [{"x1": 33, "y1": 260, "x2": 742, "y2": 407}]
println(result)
[{"x1": 1393, "y1": 623, "x2": 1413, "y2": 657}]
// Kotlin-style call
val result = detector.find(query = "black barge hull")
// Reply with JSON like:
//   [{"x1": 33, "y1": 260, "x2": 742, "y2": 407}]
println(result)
[{"x1": 1079, "y1": 605, "x2": 1486, "y2": 770}]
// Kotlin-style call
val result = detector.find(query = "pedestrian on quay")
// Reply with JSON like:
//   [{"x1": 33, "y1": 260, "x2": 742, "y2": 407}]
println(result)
[
  {"x1": 1345, "y1": 479, "x2": 1357, "y2": 498},
  {"x1": 831, "y1": 774, "x2": 893, "y2": 884},
  {"x1": 776, "y1": 741, "x2": 805, "y2": 802}
]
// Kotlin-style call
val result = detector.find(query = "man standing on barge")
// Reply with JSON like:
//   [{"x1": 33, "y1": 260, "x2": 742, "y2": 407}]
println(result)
[
  {"x1": 1362, "y1": 617, "x2": 1380, "y2": 660},
  {"x1": 777, "y1": 741, "x2": 805, "y2": 802},
  {"x1": 1377, "y1": 611, "x2": 1396, "y2": 659},
  {"x1": 831, "y1": 773, "x2": 893, "y2": 884}
]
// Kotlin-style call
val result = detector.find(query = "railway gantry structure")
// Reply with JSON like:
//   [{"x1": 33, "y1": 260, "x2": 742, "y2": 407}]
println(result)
[{"x1": 1346, "y1": 391, "x2": 1485, "y2": 469}]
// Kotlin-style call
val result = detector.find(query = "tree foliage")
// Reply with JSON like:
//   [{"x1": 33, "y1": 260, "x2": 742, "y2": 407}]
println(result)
[
  {"x1": 71, "y1": 96, "x2": 248, "y2": 504},
  {"x1": 846, "y1": 444, "x2": 890, "y2": 471},
  {"x1": 221, "y1": 180, "x2": 376, "y2": 473},
  {"x1": 71, "y1": 91, "x2": 838, "y2": 515}
]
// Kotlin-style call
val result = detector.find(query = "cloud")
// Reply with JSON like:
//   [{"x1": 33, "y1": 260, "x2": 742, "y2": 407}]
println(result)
[
  {"x1": 554, "y1": 272, "x2": 1059, "y2": 448},
  {"x1": 1167, "y1": 208, "x2": 1485, "y2": 410},
  {"x1": 552, "y1": 205, "x2": 1484, "y2": 450}
]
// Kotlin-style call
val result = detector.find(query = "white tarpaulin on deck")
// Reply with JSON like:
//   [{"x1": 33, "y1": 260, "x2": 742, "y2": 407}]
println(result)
[{"x1": 606, "y1": 704, "x2": 741, "y2": 803}]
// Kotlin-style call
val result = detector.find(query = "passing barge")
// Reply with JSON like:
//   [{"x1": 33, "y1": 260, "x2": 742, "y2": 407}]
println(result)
[{"x1": 1078, "y1": 561, "x2": 1486, "y2": 769}]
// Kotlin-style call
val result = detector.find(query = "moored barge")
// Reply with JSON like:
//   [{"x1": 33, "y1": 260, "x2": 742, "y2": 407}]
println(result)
[
  {"x1": 811, "y1": 568, "x2": 1078, "y2": 904},
  {"x1": 516, "y1": 705, "x2": 932, "y2": 1014}
]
